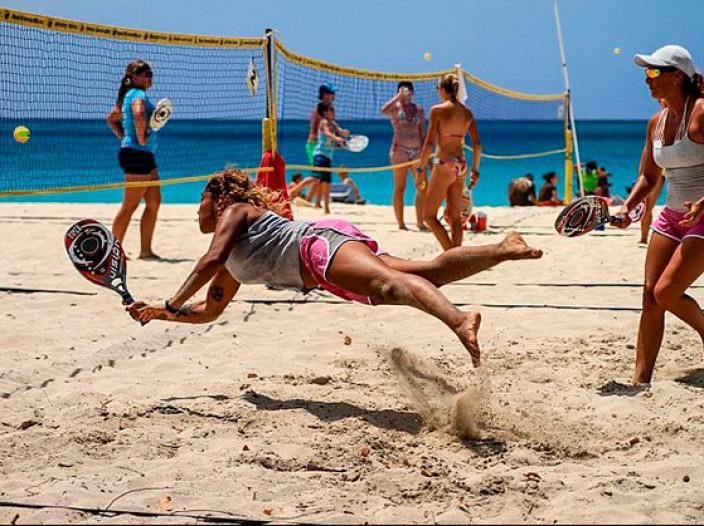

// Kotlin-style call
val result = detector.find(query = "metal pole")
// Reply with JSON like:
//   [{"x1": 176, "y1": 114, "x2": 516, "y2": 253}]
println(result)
[
  {"x1": 553, "y1": 0, "x2": 583, "y2": 198},
  {"x1": 263, "y1": 28, "x2": 277, "y2": 154}
]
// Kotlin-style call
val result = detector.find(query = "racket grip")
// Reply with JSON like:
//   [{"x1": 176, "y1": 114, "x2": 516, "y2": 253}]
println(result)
[{"x1": 122, "y1": 292, "x2": 147, "y2": 326}]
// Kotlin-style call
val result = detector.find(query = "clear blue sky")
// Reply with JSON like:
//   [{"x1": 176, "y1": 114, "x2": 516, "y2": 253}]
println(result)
[{"x1": 3, "y1": 0, "x2": 702, "y2": 119}]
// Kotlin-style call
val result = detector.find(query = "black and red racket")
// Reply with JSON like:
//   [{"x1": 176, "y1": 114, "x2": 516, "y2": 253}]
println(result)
[
  {"x1": 554, "y1": 196, "x2": 645, "y2": 237},
  {"x1": 64, "y1": 219, "x2": 135, "y2": 305}
]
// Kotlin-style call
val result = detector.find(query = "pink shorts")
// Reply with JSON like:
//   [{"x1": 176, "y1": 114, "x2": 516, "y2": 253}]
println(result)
[
  {"x1": 299, "y1": 219, "x2": 384, "y2": 304},
  {"x1": 651, "y1": 206, "x2": 704, "y2": 242}
]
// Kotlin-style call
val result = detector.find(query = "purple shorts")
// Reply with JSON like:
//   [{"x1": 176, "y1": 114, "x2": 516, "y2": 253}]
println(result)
[
  {"x1": 651, "y1": 206, "x2": 704, "y2": 242},
  {"x1": 299, "y1": 219, "x2": 385, "y2": 304}
]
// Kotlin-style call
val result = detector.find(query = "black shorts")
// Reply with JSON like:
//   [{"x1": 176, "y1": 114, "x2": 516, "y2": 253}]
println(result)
[
  {"x1": 313, "y1": 154, "x2": 332, "y2": 183},
  {"x1": 119, "y1": 148, "x2": 157, "y2": 175}
]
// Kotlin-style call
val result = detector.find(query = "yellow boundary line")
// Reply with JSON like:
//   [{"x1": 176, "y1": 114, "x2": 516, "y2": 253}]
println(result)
[
  {"x1": 0, "y1": 167, "x2": 272, "y2": 198},
  {"x1": 0, "y1": 7, "x2": 265, "y2": 48}
]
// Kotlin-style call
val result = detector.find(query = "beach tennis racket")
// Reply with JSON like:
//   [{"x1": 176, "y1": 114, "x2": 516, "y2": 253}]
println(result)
[
  {"x1": 149, "y1": 98, "x2": 173, "y2": 132},
  {"x1": 342, "y1": 134, "x2": 369, "y2": 153},
  {"x1": 65, "y1": 219, "x2": 136, "y2": 307},
  {"x1": 554, "y1": 196, "x2": 645, "y2": 237}
]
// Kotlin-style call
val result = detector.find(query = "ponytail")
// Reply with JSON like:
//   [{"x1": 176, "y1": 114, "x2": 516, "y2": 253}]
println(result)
[
  {"x1": 439, "y1": 73, "x2": 460, "y2": 101},
  {"x1": 685, "y1": 72, "x2": 704, "y2": 99},
  {"x1": 115, "y1": 59, "x2": 151, "y2": 107}
]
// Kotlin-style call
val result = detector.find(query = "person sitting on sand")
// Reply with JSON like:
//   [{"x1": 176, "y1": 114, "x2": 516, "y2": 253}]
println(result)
[
  {"x1": 508, "y1": 174, "x2": 536, "y2": 206},
  {"x1": 126, "y1": 168, "x2": 543, "y2": 367},
  {"x1": 338, "y1": 169, "x2": 366, "y2": 204},
  {"x1": 537, "y1": 172, "x2": 564, "y2": 206},
  {"x1": 287, "y1": 173, "x2": 316, "y2": 201}
]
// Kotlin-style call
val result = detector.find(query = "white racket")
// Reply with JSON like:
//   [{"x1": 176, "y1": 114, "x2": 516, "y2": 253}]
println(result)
[
  {"x1": 342, "y1": 134, "x2": 369, "y2": 153},
  {"x1": 149, "y1": 98, "x2": 173, "y2": 132}
]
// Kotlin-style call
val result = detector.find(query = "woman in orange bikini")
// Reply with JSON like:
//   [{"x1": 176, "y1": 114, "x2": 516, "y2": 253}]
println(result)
[{"x1": 417, "y1": 73, "x2": 481, "y2": 250}]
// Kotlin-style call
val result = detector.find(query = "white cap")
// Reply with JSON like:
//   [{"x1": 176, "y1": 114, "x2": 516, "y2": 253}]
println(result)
[{"x1": 634, "y1": 45, "x2": 697, "y2": 78}]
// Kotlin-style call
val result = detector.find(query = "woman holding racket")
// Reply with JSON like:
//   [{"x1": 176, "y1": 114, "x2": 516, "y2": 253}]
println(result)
[
  {"x1": 106, "y1": 59, "x2": 162, "y2": 260},
  {"x1": 381, "y1": 81, "x2": 427, "y2": 231},
  {"x1": 310, "y1": 103, "x2": 349, "y2": 214},
  {"x1": 126, "y1": 168, "x2": 543, "y2": 367},
  {"x1": 613, "y1": 45, "x2": 704, "y2": 383},
  {"x1": 417, "y1": 73, "x2": 482, "y2": 251}
]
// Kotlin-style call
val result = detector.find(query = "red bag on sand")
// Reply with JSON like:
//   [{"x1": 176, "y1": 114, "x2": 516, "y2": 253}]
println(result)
[{"x1": 256, "y1": 150, "x2": 293, "y2": 220}]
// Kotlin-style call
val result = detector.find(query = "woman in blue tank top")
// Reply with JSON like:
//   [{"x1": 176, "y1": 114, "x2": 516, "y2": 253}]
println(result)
[
  {"x1": 125, "y1": 168, "x2": 544, "y2": 370},
  {"x1": 615, "y1": 45, "x2": 704, "y2": 383},
  {"x1": 106, "y1": 59, "x2": 162, "y2": 260}
]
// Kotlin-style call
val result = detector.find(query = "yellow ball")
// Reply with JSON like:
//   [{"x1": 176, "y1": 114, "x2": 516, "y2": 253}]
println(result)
[
  {"x1": 613, "y1": 47, "x2": 621, "y2": 55},
  {"x1": 424, "y1": 52, "x2": 432, "y2": 61},
  {"x1": 13, "y1": 125, "x2": 30, "y2": 143}
]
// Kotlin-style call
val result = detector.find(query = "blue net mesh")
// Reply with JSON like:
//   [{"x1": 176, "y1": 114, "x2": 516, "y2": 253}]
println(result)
[
  {"x1": 0, "y1": 16, "x2": 267, "y2": 195},
  {"x1": 274, "y1": 43, "x2": 566, "y2": 171}
]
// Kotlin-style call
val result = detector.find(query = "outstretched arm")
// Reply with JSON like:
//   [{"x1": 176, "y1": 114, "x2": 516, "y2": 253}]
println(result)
[
  {"x1": 128, "y1": 268, "x2": 241, "y2": 324},
  {"x1": 127, "y1": 204, "x2": 249, "y2": 323}
]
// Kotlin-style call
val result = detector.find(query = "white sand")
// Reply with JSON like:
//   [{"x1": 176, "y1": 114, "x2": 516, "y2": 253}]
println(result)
[{"x1": 2, "y1": 201, "x2": 704, "y2": 524}]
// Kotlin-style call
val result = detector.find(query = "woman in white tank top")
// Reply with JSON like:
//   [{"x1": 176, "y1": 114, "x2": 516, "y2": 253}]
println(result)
[{"x1": 615, "y1": 45, "x2": 704, "y2": 384}]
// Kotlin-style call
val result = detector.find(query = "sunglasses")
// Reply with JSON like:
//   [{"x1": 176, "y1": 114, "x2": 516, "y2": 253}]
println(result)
[
  {"x1": 645, "y1": 67, "x2": 676, "y2": 79},
  {"x1": 136, "y1": 70, "x2": 153, "y2": 78}
]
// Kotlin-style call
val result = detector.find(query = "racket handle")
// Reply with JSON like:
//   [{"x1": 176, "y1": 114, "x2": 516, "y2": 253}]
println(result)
[
  {"x1": 121, "y1": 292, "x2": 135, "y2": 305},
  {"x1": 121, "y1": 292, "x2": 147, "y2": 326}
]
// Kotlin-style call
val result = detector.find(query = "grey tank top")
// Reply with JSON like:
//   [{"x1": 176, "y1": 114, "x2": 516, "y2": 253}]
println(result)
[
  {"x1": 224, "y1": 211, "x2": 312, "y2": 290},
  {"x1": 652, "y1": 98, "x2": 704, "y2": 211}
]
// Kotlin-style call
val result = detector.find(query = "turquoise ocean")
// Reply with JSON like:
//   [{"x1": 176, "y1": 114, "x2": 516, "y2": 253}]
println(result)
[{"x1": 1, "y1": 120, "x2": 658, "y2": 206}]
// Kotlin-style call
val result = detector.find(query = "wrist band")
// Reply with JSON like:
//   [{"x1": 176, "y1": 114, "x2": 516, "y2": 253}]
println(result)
[{"x1": 164, "y1": 299, "x2": 179, "y2": 314}]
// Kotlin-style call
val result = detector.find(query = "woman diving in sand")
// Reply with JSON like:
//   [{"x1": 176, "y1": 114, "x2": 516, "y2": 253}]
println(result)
[{"x1": 126, "y1": 168, "x2": 543, "y2": 367}]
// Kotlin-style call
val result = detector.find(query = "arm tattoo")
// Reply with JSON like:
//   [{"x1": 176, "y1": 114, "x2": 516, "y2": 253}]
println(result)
[{"x1": 210, "y1": 286, "x2": 224, "y2": 302}]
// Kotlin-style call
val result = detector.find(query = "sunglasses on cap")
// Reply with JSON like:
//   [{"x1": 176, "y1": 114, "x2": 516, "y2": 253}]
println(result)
[{"x1": 645, "y1": 66, "x2": 677, "y2": 79}]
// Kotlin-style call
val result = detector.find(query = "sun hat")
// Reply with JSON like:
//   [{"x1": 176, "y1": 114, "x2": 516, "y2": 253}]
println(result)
[{"x1": 634, "y1": 45, "x2": 697, "y2": 78}]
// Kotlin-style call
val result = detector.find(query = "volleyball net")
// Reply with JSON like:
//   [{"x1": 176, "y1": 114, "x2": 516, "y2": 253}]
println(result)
[
  {"x1": 0, "y1": 7, "x2": 572, "y2": 199},
  {"x1": 0, "y1": 8, "x2": 267, "y2": 197}
]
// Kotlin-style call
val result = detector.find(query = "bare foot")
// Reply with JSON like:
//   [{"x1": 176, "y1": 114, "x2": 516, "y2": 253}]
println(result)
[
  {"x1": 398, "y1": 224, "x2": 409, "y2": 231},
  {"x1": 499, "y1": 231, "x2": 543, "y2": 260},
  {"x1": 138, "y1": 253, "x2": 162, "y2": 261},
  {"x1": 453, "y1": 311, "x2": 481, "y2": 367},
  {"x1": 416, "y1": 224, "x2": 430, "y2": 232}
]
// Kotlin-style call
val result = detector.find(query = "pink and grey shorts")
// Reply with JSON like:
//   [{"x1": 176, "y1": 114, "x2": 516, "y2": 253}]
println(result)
[
  {"x1": 299, "y1": 219, "x2": 385, "y2": 304},
  {"x1": 651, "y1": 206, "x2": 704, "y2": 242}
]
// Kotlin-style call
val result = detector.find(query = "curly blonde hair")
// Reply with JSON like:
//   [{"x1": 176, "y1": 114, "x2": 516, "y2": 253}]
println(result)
[{"x1": 204, "y1": 167, "x2": 288, "y2": 217}]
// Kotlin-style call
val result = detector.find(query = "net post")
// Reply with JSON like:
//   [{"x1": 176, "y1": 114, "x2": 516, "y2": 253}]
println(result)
[
  {"x1": 563, "y1": 92, "x2": 573, "y2": 202},
  {"x1": 263, "y1": 28, "x2": 277, "y2": 155}
]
